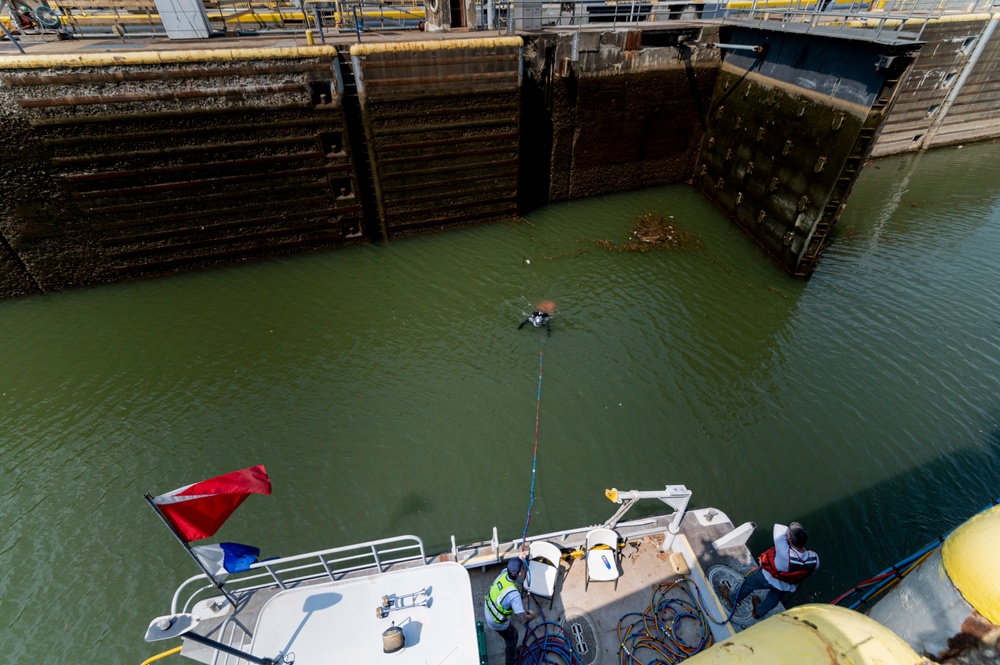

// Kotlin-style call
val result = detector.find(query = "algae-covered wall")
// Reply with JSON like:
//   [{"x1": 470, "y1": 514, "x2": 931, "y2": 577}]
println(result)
[
  {"x1": 0, "y1": 48, "x2": 362, "y2": 299},
  {"x1": 0, "y1": 33, "x2": 728, "y2": 299},
  {"x1": 351, "y1": 38, "x2": 523, "y2": 236},
  {"x1": 0, "y1": 42, "x2": 529, "y2": 299},
  {"x1": 0, "y1": 25, "x2": 975, "y2": 299},
  {"x1": 695, "y1": 28, "x2": 911, "y2": 276},
  {"x1": 528, "y1": 29, "x2": 721, "y2": 202}
]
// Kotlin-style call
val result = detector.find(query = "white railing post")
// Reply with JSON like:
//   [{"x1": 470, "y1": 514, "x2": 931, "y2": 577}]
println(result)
[
  {"x1": 173, "y1": 535, "x2": 429, "y2": 613},
  {"x1": 262, "y1": 563, "x2": 287, "y2": 590},
  {"x1": 320, "y1": 556, "x2": 335, "y2": 581}
]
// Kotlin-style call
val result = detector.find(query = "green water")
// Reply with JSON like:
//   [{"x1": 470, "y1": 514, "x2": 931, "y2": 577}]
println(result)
[{"x1": 2, "y1": 143, "x2": 1000, "y2": 664}]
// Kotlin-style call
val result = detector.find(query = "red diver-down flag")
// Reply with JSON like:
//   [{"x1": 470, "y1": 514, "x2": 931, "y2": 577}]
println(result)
[{"x1": 152, "y1": 465, "x2": 272, "y2": 542}]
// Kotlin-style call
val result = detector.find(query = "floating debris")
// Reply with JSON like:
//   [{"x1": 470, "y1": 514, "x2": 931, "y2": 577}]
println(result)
[{"x1": 595, "y1": 213, "x2": 704, "y2": 252}]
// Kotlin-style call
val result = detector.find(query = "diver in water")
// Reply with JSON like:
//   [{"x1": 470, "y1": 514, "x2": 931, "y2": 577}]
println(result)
[
  {"x1": 518, "y1": 300, "x2": 556, "y2": 336},
  {"x1": 518, "y1": 310, "x2": 551, "y2": 335}
]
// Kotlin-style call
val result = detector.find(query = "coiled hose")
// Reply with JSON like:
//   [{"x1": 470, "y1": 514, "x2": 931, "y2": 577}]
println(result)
[
  {"x1": 517, "y1": 568, "x2": 751, "y2": 664},
  {"x1": 616, "y1": 580, "x2": 715, "y2": 665},
  {"x1": 520, "y1": 620, "x2": 583, "y2": 665},
  {"x1": 518, "y1": 593, "x2": 583, "y2": 665}
]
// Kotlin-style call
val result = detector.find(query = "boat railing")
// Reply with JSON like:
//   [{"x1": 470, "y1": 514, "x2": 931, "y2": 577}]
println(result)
[
  {"x1": 171, "y1": 534, "x2": 428, "y2": 614},
  {"x1": 304, "y1": 0, "x2": 425, "y2": 40},
  {"x1": 446, "y1": 487, "x2": 694, "y2": 568},
  {"x1": 210, "y1": 617, "x2": 254, "y2": 665},
  {"x1": 498, "y1": 0, "x2": 973, "y2": 44},
  {"x1": 448, "y1": 516, "x2": 667, "y2": 568}
]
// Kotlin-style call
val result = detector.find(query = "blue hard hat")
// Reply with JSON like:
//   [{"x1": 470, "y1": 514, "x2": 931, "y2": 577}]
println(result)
[{"x1": 506, "y1": 558, "x2": 524, "y2": 578}]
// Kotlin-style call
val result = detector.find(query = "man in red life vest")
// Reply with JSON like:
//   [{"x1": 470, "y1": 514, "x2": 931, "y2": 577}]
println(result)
[{"x1": 722, "y1": 521, "x2": 819, "y2": 619}]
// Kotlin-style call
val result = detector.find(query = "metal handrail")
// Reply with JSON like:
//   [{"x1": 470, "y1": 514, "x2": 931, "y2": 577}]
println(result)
[
  {"x1": 500, "y1": 0, "x2": 968, "y2": 37},
  {"x1": 171, "y1": 534, "x2": 427, "y2": 614},
  {"x1": 302, "y1": 0, "x2": 425, "y2": 36},
  {"x1": 447, "y1": 515, "x2": 668, "y2": 568},
  {"x1": 5, "y1": 0, "x2": 988, "y2": 39}
]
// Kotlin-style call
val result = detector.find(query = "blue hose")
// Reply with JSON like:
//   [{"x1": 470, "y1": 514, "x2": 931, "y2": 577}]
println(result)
[
  {"x1": 518, "y1": 620, "x2": 581, "y2": 664},
  {"x1": 845, "y1": 542, "x2": 940, "y2": 610},
  {"x1": 616, "y1": 581, "x2": 715, "y2": 664},
  {"x1": 834, "y1": 494, "x2": 1000, "y2": 610}
]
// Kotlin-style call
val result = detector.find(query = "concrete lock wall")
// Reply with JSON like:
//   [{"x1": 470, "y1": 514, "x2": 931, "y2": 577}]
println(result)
[
  {"x1": 1, "y1": 22, "x2": 1000, "y2": 299},
  {"x1": 530, "y1": 28, "x2": 722, "y2": 202},
  {"x1": 0, "y1": 48, "x2": 363, "y2": 299},
  {"x1": 0, "y1": 41, "x2": 528, "y2": 299},
  {"x1": 694, "y1": 27, "x2": 912, "y2": 276},
  {"x1": 874, "y1": 14, "x2": 1000, "y2": 157},
  {"x1": 350, "y1": 38, "x2": 523, "y2": 237}
]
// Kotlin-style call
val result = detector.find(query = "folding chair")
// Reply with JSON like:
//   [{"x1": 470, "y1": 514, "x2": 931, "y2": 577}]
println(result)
[
  {"x1": 525, "y1": 540, "x2": 562, "y2": 606},
  {"x1": 585, "y1": 528, "x2": 620, "y2": 592}
]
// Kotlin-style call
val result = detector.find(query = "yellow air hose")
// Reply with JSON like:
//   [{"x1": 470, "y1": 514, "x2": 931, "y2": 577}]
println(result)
[{"x1": 139, "y1": 645, "x2": 182, "y2": 665}]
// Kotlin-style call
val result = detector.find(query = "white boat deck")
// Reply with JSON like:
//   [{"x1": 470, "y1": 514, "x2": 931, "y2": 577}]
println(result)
[
  {"x1": 476, "y1": 531, "x2": 730, "y2": 665},
  {"x1": 248, "y1": 562, "x2": 478, "y2": 664},
  {"x1": 169, "y1": 504, "x2": 779, "y2": 665}
]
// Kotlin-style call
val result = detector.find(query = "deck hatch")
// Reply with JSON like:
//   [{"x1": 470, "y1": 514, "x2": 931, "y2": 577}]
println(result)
[{"x1": 562, "y1": 611, "x2": 598, "y2": 665}]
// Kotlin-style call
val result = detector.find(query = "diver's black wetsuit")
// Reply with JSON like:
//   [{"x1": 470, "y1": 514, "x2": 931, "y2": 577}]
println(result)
[{"x1": 518, "y1": 311, "x2": 551, "y2": 336}]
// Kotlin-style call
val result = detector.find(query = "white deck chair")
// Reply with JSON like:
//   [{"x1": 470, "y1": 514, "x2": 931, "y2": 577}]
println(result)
[
  {"x1": 525, "y1": 540, "x2": 562, "y2": 604},
  {"x1": 585, "y1": 528, "x2": 620, "y2": 592}
]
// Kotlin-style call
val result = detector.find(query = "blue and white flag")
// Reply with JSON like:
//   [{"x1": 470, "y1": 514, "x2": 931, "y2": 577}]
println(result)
[{"x1": 192, "y1": 542, "x2": 261, "y2": 578}]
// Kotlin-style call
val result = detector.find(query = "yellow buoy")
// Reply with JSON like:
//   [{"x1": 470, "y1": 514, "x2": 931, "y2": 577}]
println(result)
[
  {"x1": 685, "y1": 604, "x2": 927, "y2": 665},
  {"x1": 942, "y1": 503, "x2": 1000, "y2": 626}
]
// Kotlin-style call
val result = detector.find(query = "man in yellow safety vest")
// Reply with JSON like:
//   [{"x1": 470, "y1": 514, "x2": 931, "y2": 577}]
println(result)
[{"x1": 483, "y1": 558, "x2": 536, "y2": 665}]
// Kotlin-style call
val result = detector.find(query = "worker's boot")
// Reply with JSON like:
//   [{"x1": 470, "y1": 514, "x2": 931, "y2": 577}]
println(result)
[{"x1": 718, "y1": 581, "x2": 731, "y2": 606}]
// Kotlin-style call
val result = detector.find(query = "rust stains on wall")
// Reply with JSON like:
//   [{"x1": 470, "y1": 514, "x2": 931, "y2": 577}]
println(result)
[
  {"x1": 535, "y1": 28, "x2": 721, "y2": 202},
  {"x1": 694, "y1": 28, "x2": 912, "y2": 276},
  {"x1": 0, "y1": 55, "x2": 362, "y2": 297},
  {"x1": 351, "y1": 38, "x2": 523, "y2": 236}
]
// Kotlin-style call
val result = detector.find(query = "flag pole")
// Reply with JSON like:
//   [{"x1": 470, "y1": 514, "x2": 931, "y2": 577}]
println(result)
[{"x1": 144, "y1": 493, "x2": 239, "y2": 607}]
